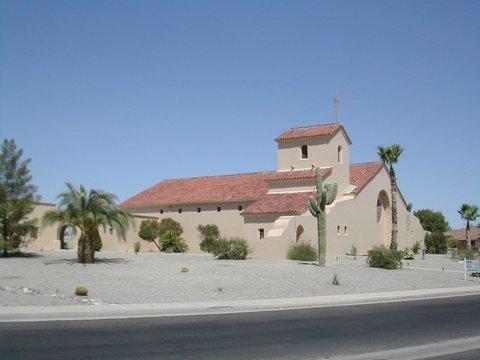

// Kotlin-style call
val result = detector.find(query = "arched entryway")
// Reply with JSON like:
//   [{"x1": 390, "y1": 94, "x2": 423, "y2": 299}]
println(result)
[
  {"x1": 296, "y1": 225, "x2": 305, "y2": 244},
  {"x1": 376, "y1": 191, "x2": 391, "y2": 246},
  {"x1": 59, "y1": 225, "x2": 75, "y2": 250}
]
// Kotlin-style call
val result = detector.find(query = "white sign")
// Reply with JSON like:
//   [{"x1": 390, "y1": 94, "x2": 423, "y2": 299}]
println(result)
[
  {"x1": 464, "y1": 259, "x2": 480, "y2": 280},
  {"x1": 466, "y1": 260, "x2": 480, "y2": 274}
]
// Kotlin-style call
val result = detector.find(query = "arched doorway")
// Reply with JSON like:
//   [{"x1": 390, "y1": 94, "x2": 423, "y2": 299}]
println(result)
[
  {"x1": 296, "y1": 225, "x2": 305, "y2": 244},
  {"x1": 59, "y1": 225, "x2": 75, "y2": 250},
  {"x1": 376, "y1": 191, "x2": 391, "y2": 246}
]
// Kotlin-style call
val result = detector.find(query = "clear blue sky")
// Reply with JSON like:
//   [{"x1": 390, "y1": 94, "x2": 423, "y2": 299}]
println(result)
[{"x1": 1, "y1": 0, "x2": 479, "y2": 229}]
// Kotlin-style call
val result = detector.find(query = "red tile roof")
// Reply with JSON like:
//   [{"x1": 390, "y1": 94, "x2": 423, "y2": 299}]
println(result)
[
  {"x1": 349, "y1": 162, "x2": 384, "y2": 194},
  {"x1": 120, "y1": 172, "x2": 273, "y2": 209},
  {"x1": 242, "y1": 192, "x2": 315, "y2": 215},
  {"x1": 265, "y1": 168, "x2": 331, "y2": 181},
  {"x1": 120, "y1": 162, "x2": 385, "y2": 210},
  {"x1": 243, "y1": 163, "x2": 384, "y2": 215},
  {"x1": 275, "y1": 123, "x2": 351, "y2": 143}
]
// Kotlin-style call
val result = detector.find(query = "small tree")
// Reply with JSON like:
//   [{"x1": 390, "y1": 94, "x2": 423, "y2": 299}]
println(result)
[
  {"x1": 158, "y1": 218, "x2": 183, "y2": 238},
  {"x1": 414, "y1": 209, "x2": 450, "y2": 233},
  {"x1": 197, "y1": 224, "x2": 220, "y2": 253},
  {"x1": 424, "y1": 232, "x2": 447, "y2": 254},
  {"x1": 138, "y1": 219, "x2": 161, "y2": 251},
  {"x1": 0, "y1": 139, "x2": 38, "y2": 256}
]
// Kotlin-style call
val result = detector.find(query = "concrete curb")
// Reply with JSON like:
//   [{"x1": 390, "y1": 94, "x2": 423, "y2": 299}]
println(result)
[{"x1": 2, "y1": 286, "x2": 480, "y2": 322}]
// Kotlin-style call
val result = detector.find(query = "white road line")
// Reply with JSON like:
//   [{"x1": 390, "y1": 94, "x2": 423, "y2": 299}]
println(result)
[{"x1": 320, "y1": 336, "x2": 480, "y2": 360}]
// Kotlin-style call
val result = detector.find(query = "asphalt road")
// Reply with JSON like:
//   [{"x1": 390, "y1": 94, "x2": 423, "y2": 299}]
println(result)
[{"x1": 2, "y1": 295, "x2": 480, "y2": 359}]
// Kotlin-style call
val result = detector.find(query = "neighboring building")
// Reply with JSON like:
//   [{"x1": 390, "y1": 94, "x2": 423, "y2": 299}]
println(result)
[
  {"x1": 446, "y1": 228, "x2": 480, "y2": 248},
  {"x1": 26, "y1": 123, "x2": 426, "y2": 258}
]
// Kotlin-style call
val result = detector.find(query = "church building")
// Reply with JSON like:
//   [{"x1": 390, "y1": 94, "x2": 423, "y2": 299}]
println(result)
[{"x1": 118, "y1": 123, "x2": 426, "y2": 258}]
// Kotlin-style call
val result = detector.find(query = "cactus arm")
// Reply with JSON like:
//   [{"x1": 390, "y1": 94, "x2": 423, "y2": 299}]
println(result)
[
  {"x1": 324, "y1": 183, "x2": 338, "y2": 205},
  {"x1": 320, "y1": 189, "x2": 327, "y2": 209},
  {"x1": 308, "y1": 196, "x2": 319, "y2": 216},
  {"x1": 315, "y1": 167, "x2": 323, "y2": 191}
]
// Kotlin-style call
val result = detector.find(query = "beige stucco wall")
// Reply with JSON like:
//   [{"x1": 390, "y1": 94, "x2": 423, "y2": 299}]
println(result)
[
  {"x1": 131, "y1": 201, "x2": 252, "y2": 252},
  {"x1": 325, "y1": 167, "x2": 425, "y2": 255},
  {"x1": 244, "y1": 213, "x2": 318, "y2": 259},
  {"x1": 22, "y1": 203, "x2": 62, "y2": 251},
  {"x1": 276, "y1": 131, "x2": 350, "y2": 195},
  {"x1": 267, "y1": 178, "x2": 316, "y2": 194}
]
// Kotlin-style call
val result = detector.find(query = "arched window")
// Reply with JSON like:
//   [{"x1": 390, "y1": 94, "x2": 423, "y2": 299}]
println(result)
[
  {"x1": 296, "y1": 225, "x2": 304, "y2": 243},
  {"x1": 301, "y1": 145, "x2": 308, "y2": 159},
  {"x1": 337, "y1": 145, "x2": 342, "y2": 163},
  {"x1": 376, "y1": 198, "x2": 382, "y2": 223}
]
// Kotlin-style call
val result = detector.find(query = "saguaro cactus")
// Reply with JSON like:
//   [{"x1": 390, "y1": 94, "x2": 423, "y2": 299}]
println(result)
[{"x1": 308, "y1": 167, "x2": 338, "y2": 267}]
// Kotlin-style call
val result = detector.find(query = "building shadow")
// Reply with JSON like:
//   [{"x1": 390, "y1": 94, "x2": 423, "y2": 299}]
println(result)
[
  {"x1": 0, "y1": 252, "x2": 44, "y2": 259},
  {"x1": 43, "y1": 257, "x2": 131, "y2": 266}
]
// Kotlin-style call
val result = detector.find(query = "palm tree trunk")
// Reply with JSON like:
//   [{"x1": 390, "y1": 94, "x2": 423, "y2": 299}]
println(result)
[
  {"x1": 84, "y1": 237, "x2": 95, "y2": 263},
  {"x1": 77, "y1": 235, "x2": 86, "y2": 263},
  {"x1": 390, "y1": 166, "x2": 398, "y2": 250},
  {"x1": 466, "y1": 220, "x2": 471, "y2": 249}
]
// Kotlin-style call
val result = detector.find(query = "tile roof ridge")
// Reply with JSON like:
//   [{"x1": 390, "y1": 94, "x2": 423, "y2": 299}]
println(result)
[
  {"x1": 286, "y1": 122, "x2": 341, "y2": 131},
  {"x1": 350, "y1": 161, "x2": 383, "y2": 167},
  {"x1": 161, "y1": 170, "x2": 276, "y2": 182}
]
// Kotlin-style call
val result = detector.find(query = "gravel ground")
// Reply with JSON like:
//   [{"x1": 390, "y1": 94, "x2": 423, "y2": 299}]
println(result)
[{"x1": 1, "y1": 251, "x2": 478, "y2": 306}]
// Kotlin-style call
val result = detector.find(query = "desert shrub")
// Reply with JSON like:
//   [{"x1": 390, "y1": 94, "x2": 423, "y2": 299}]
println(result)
[
  {"x1": 456, "y1": 248, "x2": 478, "y2": 260},
  {"x1": 424, "y1": 232, "x2": 447, "y2": 254},
  {"x1": 446, "y1": 237, "x2": 457, "y2": 249},
  {"x1": 287, "y1": 243, "x2": 317, "y2": 261},
  {"x1": 349, "y1": 245, "x2": 358, "y2": 259},
  {"x1": 212, "y1": 237, "x2": 250, "y2": 260},
  {"x1": 161, "y1": 230, "x2": 188, "y2": 253},
  {"x1": 197, "y1": 224, "x2": 220, "y2": 253},
  {"x1": 367, "y1": 245, "x2": 404, "y2": 270},
  {"x1": 412, "y1": 241, "x2": 421, "y2": 255},
  {"x1": 403, "y1": 250, "x2": 415, "y2": 260},
  {"x1": 75, "y1": 285, "x2": 88, "y2": 296},
  {"x1": 158, "y1": 218, "x2": 183, "y2": 237},
  {"x1": 134, "y1": 241, "x2": 141, "y2": 254}
]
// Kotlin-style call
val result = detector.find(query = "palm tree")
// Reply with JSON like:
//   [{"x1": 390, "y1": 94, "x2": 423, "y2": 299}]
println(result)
[
  {"x1": 458, "y1": 204, "x2": 479, "y2": 248},
  {"x1": 377, "y1": 144, "x2": 404, "y2": 250},
  {"x1": 42, "y1": 184, "x2": 134, "y2": 263}
]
